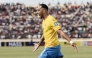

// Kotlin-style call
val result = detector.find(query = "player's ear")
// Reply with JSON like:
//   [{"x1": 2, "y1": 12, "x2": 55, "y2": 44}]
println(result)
[{"x1": 42, "y1": 9, "x2": 46, "y2": 14}]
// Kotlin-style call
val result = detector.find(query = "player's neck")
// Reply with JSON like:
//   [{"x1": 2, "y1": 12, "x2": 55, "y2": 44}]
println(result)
[{"x1": 43, "y1": 13, "x2": 49, "y2": 20}]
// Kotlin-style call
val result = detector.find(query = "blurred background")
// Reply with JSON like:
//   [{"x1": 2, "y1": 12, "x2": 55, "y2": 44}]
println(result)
[
  {"x1": 0, "y1": 0, "x2": 92, "y2": 40},
  {"x1": 0, "y1": 0, "x2": 92, "y2": 58}
]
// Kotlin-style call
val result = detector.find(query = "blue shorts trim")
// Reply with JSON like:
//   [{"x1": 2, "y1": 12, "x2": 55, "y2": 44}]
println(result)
[{"x1": 39, "y1": 45, "x2": 63, "y2": 58}]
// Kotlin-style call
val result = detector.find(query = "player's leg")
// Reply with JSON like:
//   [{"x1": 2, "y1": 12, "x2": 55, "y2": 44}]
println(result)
[
  {"x1": 47, "y1": 44, "x2": 63, "y2": 58},
  {"x1": 59, "y1": 56, "x2": 63, "y2": 58},
  {"x1": 39, "y1": 45, "x2": 63, "y2": 58},
  {"x1": 39, "y1": 46, "x2": 57, "y2": 58},
  {"x1": 55, "y1": 50, "x2": 63, "y2": 58},
  {"x1": 39, "y1": 48, "x2": 52, "y2": 58},
  {"x1": 39, "y1": 48, "x2": 47, "y2": 58},
  {"x1": 39, "y1": 48, "x2": 58, "y2": 58},
  {"x1": 56, "y1": 53, "x2": 63, "y2": 58},
  {"x1": 56, "y1": 45, "x2": 63, "y2": 58}
]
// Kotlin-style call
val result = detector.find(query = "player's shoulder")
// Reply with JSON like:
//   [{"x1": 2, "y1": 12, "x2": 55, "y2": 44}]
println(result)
[{"x1": 48, "y1": 15, "x2": 56, "y2": 21}]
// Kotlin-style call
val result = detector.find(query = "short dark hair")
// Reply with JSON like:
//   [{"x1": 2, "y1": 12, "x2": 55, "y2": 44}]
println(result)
[{"x1": 39, "y1": 4, "x2": 48, "y2": 11}]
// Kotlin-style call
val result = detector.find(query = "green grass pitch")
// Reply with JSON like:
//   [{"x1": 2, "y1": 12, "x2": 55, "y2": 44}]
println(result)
[{"x1": 0, "y1": 46, "x2": 92, "y2": 58}]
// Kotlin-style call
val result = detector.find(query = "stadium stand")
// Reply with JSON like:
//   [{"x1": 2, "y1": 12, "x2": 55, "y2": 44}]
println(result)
[{"x1": 0, "y1": 2, "x2": 92, "y2": 39}]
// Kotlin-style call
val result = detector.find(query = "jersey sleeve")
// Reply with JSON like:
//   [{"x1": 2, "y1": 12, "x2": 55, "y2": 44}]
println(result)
[{"x1": 50, "y1": 19, "x2": 61, "y2": 31}]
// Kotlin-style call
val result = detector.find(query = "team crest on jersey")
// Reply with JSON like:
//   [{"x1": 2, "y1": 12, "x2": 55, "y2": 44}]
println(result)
[{"x1": 54, "y1": 22, "x2": 58, "y2": 26}]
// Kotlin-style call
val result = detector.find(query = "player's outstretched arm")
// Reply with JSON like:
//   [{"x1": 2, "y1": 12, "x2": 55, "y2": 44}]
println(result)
[
  {"x1": 33, "y1": 35, "x2": 44, "y2": 52},
  {"x1": 57, "y1": 29, "x2": 78, "y2": 52}
]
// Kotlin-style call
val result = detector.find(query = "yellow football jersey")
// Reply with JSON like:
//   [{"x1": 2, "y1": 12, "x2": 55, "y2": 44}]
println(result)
[{"x1": 42, "y1": 15, "x2": 61, "y2": 48}]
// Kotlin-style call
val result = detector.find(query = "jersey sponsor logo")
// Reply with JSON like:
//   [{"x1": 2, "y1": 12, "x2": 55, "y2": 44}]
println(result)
[{"x1": 54, "y1": 22, "x2": 58, "y2": 26}]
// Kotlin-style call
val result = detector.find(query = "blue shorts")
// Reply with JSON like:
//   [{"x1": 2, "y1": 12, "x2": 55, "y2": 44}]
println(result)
[{"x1": 39, "y1": 44, "x2": 63, "y2": 58}]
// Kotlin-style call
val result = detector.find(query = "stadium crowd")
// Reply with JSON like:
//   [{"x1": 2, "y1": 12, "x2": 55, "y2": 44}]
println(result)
[{"x1": 0, "y1": 2, "x2": 92, "y2": 39}]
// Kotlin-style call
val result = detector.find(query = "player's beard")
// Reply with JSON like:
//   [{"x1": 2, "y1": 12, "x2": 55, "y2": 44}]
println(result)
[
  {"x1": 38, "y1": 14, "x2": 43, "y2": 19},
  {"x1": 40, "y1": 15, "x2": 43, "y2": 19}
]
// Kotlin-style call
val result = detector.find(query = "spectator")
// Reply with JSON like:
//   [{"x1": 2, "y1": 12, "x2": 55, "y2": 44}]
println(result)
[{"x1": 0, "y1": 2, "x2": 92, "y2": 39}]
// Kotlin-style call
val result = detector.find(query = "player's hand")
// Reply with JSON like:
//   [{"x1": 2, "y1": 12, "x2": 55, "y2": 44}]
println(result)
[
  {"x1": 71, "y1": 43, "x2": 78, "y2": 52},
  {"x1": 33, "y1": 43, "x2": 39, "y2": 52}
]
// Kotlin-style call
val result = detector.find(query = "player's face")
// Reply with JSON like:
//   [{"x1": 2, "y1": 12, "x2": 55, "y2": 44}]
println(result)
[{"x1": 36, "y1": 6, "x2": 44, "y2": 19}]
